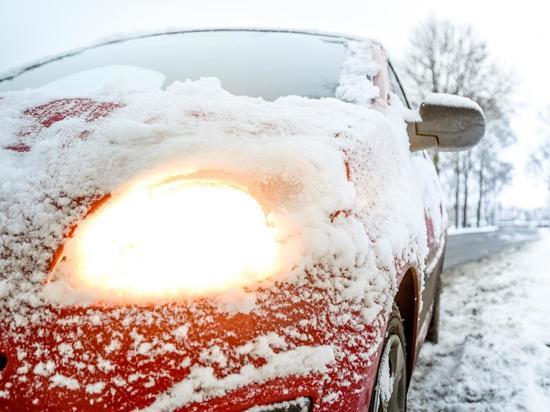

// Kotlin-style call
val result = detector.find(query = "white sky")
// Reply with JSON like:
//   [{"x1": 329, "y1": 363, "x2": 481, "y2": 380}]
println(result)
[{"x1": 1, "y1": 0, "x2": 549, "y2": 208}]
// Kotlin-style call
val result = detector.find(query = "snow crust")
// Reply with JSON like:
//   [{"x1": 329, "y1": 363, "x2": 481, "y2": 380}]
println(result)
[{"x1": 0, "y1": 38, "x2": 438, "y2": 408}]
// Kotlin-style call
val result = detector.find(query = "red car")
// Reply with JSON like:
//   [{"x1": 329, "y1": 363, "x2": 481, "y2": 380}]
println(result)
[{"x1": 0, "y1": 29, "x2": 484, "y2": 411}]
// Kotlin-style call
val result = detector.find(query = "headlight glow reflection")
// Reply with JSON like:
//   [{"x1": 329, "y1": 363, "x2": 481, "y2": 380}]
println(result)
[{"x1": 59, "y1": 178, "x2": 278, "y2": 299}]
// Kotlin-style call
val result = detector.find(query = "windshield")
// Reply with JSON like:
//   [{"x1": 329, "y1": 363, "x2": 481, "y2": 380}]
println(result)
[{"x1": 0, "y1": 30, "x2": 348, "y2": 100}]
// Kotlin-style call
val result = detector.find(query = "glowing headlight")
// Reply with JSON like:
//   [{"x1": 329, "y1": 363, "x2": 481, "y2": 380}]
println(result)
[{"x1": 56, "y1": 178, "x2": 278, "y2": 299}]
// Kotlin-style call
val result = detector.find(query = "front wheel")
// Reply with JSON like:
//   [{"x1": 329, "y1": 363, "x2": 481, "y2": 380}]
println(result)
[{"x1": 370, "y1": 305, "x2": 407, "y2": 412}]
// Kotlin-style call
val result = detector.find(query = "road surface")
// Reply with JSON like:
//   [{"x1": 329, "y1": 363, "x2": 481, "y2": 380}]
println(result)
[{"x1": 444, "y1": 226, "x2": 540, "y2": 269}]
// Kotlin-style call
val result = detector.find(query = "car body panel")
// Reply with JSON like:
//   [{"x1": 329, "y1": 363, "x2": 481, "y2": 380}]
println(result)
[{"x1": 0, "y1": 29, "x2": 447, "y2": 411}]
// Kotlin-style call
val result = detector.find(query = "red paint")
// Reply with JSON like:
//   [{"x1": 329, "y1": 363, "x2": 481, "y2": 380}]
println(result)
[
  {"x1": 424, "y1": 209, "x2": 436, "y2": 248},
  {"x1": 6, "y1": 98, "x2": 123, "y2": 151},
  {"x1": 3, "y1": 143, "x2": 31, "y2": 152},
  {"x1": 341, "y1": 150, "x2": 352, "y2": 182},
  {"x1": 23, "y1": 98, "x2": 124, "y2": 128},
  {"x1": 330, "y1": 209, "x2": 352, "y2": 222}
]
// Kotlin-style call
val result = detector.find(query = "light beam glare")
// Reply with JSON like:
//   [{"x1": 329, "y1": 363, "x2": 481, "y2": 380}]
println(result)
[{"x1": 58, "y1": 179, "x2": 278, "y2": 299}]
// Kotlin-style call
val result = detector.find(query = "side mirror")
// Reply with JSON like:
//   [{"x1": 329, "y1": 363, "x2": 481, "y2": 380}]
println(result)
[{"x1": 408, "y1": 93, "x2": 486, "y2": 152}]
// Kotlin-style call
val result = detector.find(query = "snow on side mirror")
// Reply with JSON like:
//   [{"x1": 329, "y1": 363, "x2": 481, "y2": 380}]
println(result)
[{"x1": 408, "y1": 93, "x2": 486, "y2": 152}]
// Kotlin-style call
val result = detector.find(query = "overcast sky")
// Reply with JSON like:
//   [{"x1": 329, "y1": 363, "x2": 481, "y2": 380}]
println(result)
[{"x1": 1, "y1": 0, "x2": 549, "y2": 208}]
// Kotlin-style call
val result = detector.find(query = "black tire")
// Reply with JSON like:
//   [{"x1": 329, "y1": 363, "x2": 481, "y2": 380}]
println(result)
[
  {"x1": 426, "y1": 275, "x2": 441, "y2": 344},
  {"x1": 370, "y1": 305, "x2": 408, "y2": 412}
]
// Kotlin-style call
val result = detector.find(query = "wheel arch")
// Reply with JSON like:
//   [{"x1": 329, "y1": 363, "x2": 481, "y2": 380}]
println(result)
[{"x1": 393, "y1": 266, "x2": 421, "y2": 386}]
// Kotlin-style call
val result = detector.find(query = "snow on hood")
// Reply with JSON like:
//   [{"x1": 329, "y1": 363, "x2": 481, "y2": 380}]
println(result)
[
  {"x1": 0, "y1": 76, "x2": 429, "y2": 407},
  {"x1": 0, "y1": 76, "x2": 426, "y2": 305}
]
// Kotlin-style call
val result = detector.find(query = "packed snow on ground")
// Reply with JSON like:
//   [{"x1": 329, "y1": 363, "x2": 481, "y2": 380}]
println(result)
[
  {"x1": 0, "y1": 36, "x2": 444, "y2": 408},
  {"x1": 408, "y1": 230, "x2": 550, "y2": 411}
]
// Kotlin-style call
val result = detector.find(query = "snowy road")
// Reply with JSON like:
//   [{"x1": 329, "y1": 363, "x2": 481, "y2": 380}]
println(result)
[
  {"x1": 445, "y1": 226, "x2": 540, "y2": 269},
  {"x1": 408, "y1": 230, "x2": 550, "y2": 411}
]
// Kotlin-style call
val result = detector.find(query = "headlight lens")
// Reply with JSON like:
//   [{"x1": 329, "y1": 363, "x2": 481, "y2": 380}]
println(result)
[{"x1": 56, "y1": 178, "x2": 278, "y2": 299}]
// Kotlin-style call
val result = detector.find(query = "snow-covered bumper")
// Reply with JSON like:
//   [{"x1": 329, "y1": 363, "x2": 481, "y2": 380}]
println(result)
[{"x1": 0, "y1": 277, "x2": 385, "y2": 411}]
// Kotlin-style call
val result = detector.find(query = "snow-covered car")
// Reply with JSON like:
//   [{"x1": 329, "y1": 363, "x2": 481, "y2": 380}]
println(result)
[{"x1": 0, "y1": 29, "x2": 484, "y2": 411}]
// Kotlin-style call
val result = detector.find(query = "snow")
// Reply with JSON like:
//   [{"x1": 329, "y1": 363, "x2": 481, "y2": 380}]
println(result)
[
  {"x1": 335, "y1": 41, "x2": 380, "y2": 105},
  {"x1": 448, "y1": 225, "x2": 498, "y2": 235},
  {"x1": 142, "y1": 336, "x2": 334, "y2": 411},
  {"x1": 0, "y1": 279, "x2": 8, "y2": 297},
  {"x1": 0, "y1": 38, "x2": 439, "y2": 408},
  {"x1": 377, "y1": 342, "x2": 395, "y2": 404},
  {"x1": 423, "y1": 93, "x2": 483, "y2": 113},
  {"x1": 49, "y1": 374, "x2": 80, "y2": 390},
  {"x1": 33, "y1": 361, "x2": 56, "y2": 377},
  {"x1": 38, "y1": 65, "x2": 166, "y2": 94},
  {"x1": 85, "y1": 382, "x2": 106, "y2": 394},
  {"x1": 245, "y1": 396, "x2": 310, "y2": 412},
  {"x1": 409, "y1": 230, "x2": 550, "y2": 411},
  {"x1": 172, "y1": 325, "x2": 190, "y2": 339}
]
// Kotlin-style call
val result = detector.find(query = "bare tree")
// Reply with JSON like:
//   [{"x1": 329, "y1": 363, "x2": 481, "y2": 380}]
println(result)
[
  {"x1": 532, "y1": 142, "x2": 550, "y2": 189},
  {"x1": 454, "y1": 155, "x2": 460, "y2": 227},
  {"x1": 473, "y1": 119, "x2": 515, "y2": 226},
  {"x1": 462, "y1": 152, "x2": 471, "y2": 227},
  {"x1": 403, "y1": 17, "x2": 514, "y2": 120},
  {"x1": 530, "y1": 107, "x2": 550, "y2": 190},
  {"x1": 400, "y1": 17, "x2": 516, "y2": 227}
]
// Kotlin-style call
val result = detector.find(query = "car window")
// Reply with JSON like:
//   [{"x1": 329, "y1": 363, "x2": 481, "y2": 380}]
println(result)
[{"x1": 0, "y1": 31, "x2": 348, "y2": 101}]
